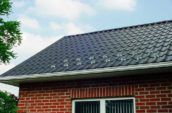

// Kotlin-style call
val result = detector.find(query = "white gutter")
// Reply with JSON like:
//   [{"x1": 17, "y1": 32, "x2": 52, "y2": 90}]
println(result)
[{"x1": 0, "y1": 61, "x2": 172, "y2": 85}]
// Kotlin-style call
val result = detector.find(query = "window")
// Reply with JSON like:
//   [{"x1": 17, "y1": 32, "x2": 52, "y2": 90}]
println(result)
[{"x1": 72, "y1": 97, "x2": 135, "y2": 113}]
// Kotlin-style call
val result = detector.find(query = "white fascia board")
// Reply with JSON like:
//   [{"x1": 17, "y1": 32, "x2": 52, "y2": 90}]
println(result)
[{"x1": 0, "y1": 61, "x2": 172, "y2": 85}]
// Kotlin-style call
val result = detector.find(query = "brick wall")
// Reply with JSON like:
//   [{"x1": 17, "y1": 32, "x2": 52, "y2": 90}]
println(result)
[{"x1": 18, "y1": 74, "x2": 172, "y2": 113}]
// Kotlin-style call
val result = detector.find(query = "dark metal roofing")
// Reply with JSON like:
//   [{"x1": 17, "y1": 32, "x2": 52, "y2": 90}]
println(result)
[{"x1": 1, "y1": 20, "x2": 172, "y2": 77}]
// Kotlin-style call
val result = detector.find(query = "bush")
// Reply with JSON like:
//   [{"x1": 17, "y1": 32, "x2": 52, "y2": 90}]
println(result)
[{"x1": 0, "y1": 91, "x2": 18, "y2": 113}]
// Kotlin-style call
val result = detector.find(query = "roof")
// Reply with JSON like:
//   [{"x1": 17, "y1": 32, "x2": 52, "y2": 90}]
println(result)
[{"x1": 1, "y1": 20, "x2": 172, "y2": 84}]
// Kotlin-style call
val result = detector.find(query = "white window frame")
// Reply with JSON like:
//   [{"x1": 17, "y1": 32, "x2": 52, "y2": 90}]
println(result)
[{"x1": 72, "y1": 97, "x2": 136, "y2": 113}]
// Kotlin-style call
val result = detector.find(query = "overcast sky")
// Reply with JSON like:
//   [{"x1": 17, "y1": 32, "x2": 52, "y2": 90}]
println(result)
[{"x1": 0, "y1": 0, "x2": 172, "y2": 96}]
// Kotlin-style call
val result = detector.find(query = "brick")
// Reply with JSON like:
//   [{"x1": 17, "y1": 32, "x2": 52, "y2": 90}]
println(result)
[
  {"x1": 136, "y1": 109, "x2": 145, "y2": 113},
  {"x1": 149, "y1": 83, "x2": 159, "y2": 87},
  {"x1": 168, "y1": 94, "x2": 172, "y2": 97},
  {"x1": 146, "y1": 95, "x2": 155, "y2": 98},
  {"x1": 161, "y1": 105, "x2": 172, "y2": 109},
  {"x1": 150, "y1": 106, "x2": 160, "y2": 109},
  {"x1": 140, "y1": 106, "x2": 149, "y2": 109},
  {"x1": 161, "y1": 90, "x2": 171, "y2": 94},
  {"x1": 169, "y1": 102, "x2": 172, "y2": 105},
  {"x1": 157, "y1": 87, "x2": 166, "y2": 90},
  {"x1": 139, "y1": 91, "x2": 149, "y2": 95},
  {"x1": 146, "y1": 87, "x2": 155, "y2": 90},
  {"x1": 170, "y1": 109, "x2": 172, "y2": 113},
  {"x1": 156, "y1": 94, "x2": 167, "y2": 98},
  {"x1": 146, "y1": 102, "x2": 156, "y2": 105},
  {"x1": 150, "y1": 90, "x2": 160, "y2": 94},
  {"x1": 158, "y1": 109, "x2": 168, "y2": 112},
  {"x1": 161, "y1": 83, "x2": 170, "y2": 86},
  {"x1": 161, "y1": 98, "x2": 171, "y2": 101},
  {"x1": 139, "y1": 84, "x2": 148, "y2": 88},
  {"x1": 157, "y1": 102, "x2": 167, "y2": 105},
  {"x1": 17, "y1": 109, "x2": 25, "y2": 113},
  {"x1": 136, "y1": 88, "x2": 145, "y2": 91},
  {"x1": 147, "y1": 109, "x2": 157, "y2": 113},
  {"x1": 17, "y1": 76, "x2": 172, "y2": 112},
  {"x1": 135, "y1": 95, "x2": 144, "y2": 98},
  {"x1": 150, "y1": 98, "x2": 160, "y2": 101},
  {"x1": 140, "y1": 98, "x2": 149, "y2": 102},
  {"x1": 17, "y1": 103, "x2": 24, "y2": 107},
  {"x1": 168, "y1": 86, "x2": 172, "y2": 89},
  {"x1": 136, "y1": 102, "x2": 145, "y2": 106}
]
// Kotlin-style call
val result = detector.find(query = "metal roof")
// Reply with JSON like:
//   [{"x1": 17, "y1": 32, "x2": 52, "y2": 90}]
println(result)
[{"x1": 1, "y1": 20, "x2": 172, "y2": 78}]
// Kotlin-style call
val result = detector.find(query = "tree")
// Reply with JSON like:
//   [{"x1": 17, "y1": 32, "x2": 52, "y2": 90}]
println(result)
[
  {"x1": 0, "y1": 91, "x2": 18, "y2": 113},
  {"x1": 0, "y1": 0, "x2": 22, "y2": 63}
]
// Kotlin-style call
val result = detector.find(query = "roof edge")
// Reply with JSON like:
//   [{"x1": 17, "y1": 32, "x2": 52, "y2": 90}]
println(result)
[
  {"x1": 1, "y1": 61, "x2": 172, "y2": 86},
  {"x1": 66, "y1": 20, "x2": 172, "y2": 37}
]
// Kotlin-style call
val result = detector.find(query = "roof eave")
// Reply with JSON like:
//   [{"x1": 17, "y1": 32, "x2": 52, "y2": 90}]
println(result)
[{"x1": 1, "y1": 62, "x2": 172, "y2": 86}]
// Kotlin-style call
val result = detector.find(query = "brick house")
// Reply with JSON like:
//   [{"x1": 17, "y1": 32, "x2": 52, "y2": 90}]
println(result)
[{"x1": 0, "y1": 20, "x2": 172, "y2": 113}]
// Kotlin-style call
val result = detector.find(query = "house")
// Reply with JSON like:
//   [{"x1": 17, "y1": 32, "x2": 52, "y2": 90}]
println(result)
[{"x1": 0, "y1": 20, "x2": 172, "y2": 113}]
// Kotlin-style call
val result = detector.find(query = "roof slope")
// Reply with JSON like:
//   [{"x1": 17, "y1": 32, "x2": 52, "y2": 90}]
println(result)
[{"x1": 1, "y1": 20, "x2": 172, "y2": 77}]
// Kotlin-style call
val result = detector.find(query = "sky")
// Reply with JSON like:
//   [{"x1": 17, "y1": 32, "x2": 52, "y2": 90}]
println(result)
[{"x1": 0, "y1": 0, "x2": 172, "y2": 96}]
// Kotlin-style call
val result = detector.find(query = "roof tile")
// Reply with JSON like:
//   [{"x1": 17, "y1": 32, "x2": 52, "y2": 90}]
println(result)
[{"x1": 1, "y1": 20, "x2": 172, "y2": 77}]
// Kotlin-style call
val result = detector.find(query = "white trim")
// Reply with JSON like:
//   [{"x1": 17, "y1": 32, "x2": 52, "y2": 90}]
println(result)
[
  {"x1": 100, "y1": 99, "x2": 105, "y2": 113},
  {"x1": 72, "y1": 97, "x2": 136, "y2": 113},
  {"x1": 72, "y1": 100, "x2": 75, "y2": 113},
  {"x1": 133, "y1": 98, "x2": 136, "y2": 113},
  {"x1": 1, "y1": 61, "x2": 172, "y2": 81}
]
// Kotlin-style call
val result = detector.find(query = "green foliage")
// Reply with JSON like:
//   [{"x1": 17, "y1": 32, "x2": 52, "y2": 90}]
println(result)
[
  {"x1": 0, "y1": 0, "x2": 22, "y2": 63},
  {"x1": 0, "y1": 0, "x2": 11, "y2": 15},
  {"x1": 0, "y1": 91, "x2": 18, "y2": 113}
]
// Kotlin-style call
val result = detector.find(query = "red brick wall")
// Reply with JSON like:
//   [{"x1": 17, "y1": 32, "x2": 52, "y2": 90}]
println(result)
[{"x1": 18, "y1": 74, "x2": 172, "y2": 113}]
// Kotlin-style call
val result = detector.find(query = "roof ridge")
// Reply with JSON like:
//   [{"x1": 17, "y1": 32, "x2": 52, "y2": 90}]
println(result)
[{"x1": 66, "y1": 20, "x2": 172, "y2": 37}]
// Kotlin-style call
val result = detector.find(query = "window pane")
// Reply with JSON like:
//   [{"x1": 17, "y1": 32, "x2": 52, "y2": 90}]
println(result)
[
  {"x1": 75, "y1": 101, "x2": 100, "y2": 113},
  {"x1": 106, "y1": 99, "x2": 134, "y2": 113}
]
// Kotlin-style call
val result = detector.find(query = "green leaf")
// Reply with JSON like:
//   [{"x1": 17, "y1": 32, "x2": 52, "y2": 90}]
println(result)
[
  {"x1": 0, "y1": 0, "x2": 22, "y2": 63},
  {"x1": 0, "y1": 0, "x2": 12, "y2": 15},
  {"x1": 0, "y1": 91, "x2": 18, "y2": 113}
]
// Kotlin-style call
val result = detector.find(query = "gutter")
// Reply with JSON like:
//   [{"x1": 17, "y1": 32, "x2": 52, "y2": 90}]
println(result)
[{"x1": 1, "y1": 61, "x2": 172, "y2": 86}]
